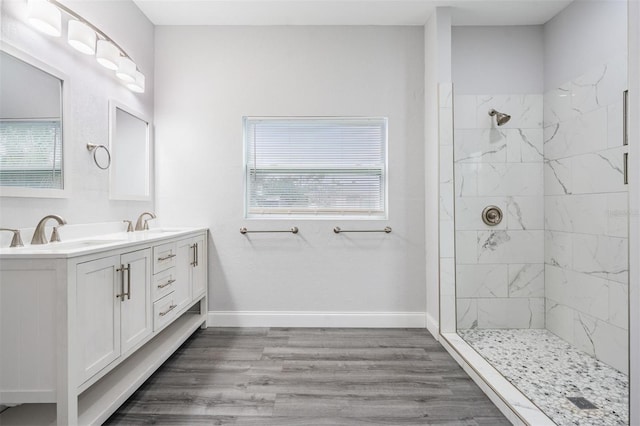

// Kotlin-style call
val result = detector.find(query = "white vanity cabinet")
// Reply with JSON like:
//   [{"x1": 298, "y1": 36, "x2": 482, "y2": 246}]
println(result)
[
  {"x1": 0, "y1": 228, "x2": 208, "y2": 426},
  {"x1": 119, "y1": 249, "x2": 153, "y2": 355},
  {"x1": 176, "y1": 234, "x2": 206, "y2": 301},
  {"x1": 76, "y1": 248, "x2": 152, "y2": 384},
  {"x1": 151, "y1": 242, "x2": 182, "y2": 329},
  {"x1": 76, "y1": 255, "x2": 122, "y2": 384}
]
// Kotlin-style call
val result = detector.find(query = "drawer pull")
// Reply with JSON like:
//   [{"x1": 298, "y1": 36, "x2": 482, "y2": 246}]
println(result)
[
  {"x1": 157, "y1": 253, "x2": 176, "y2": 261},
  {"x1": 159, "y1": 304, "x2": 177, "y2": 317},
  {"x1": 157, "y1": 279, "x2": 176, "y2": 289}
]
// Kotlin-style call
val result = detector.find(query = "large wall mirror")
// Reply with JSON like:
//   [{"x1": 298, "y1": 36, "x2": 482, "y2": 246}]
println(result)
[
  {"x1": 0, "y1": 44, "x2": 66, "y2": 198},
  {"x1": 109, "y1": 101, "x2": 151, "y2": 201}
]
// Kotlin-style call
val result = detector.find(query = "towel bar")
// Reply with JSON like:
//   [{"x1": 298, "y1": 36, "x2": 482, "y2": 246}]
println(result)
[
  {"x1": 240, "y1": 227, "x2": 299, "y2": 234},
  {"x1": 333, "y1": 226, "x2": 391, "y2": 234}
]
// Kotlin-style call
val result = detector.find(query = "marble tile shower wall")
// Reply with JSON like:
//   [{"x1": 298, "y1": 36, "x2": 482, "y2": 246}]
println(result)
[
  {"x1": 454, "y1": 93, "x2": 545, "y2": 330},
  {"x1": 544, "y1": 54, "x2": 629, "y2": 374}
]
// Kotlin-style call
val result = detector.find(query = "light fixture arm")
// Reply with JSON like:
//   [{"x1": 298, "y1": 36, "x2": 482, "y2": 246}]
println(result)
[{"x1": 48, "y1": 0, "x2": 135, "y2": 66}]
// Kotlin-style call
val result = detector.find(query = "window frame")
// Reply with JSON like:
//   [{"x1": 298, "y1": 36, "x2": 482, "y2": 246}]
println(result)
[{"x1": 243, "y1": 116, "x2": 389, "y2": 220}]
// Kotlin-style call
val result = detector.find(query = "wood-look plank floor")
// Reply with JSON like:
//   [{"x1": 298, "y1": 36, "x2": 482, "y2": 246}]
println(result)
[{"x1": 105, "y1": 328, "x2": 510, "y2": 425}]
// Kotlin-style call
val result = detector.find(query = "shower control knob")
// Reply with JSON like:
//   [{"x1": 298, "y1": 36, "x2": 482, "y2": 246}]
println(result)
[{"x1": 482, "y1": 205, "x2": 503, "y2": 226}]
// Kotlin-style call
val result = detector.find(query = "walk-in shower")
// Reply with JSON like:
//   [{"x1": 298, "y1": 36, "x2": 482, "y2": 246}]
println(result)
[{"x1": 443, "y1": 1, "x2": 630, "y2": 424}]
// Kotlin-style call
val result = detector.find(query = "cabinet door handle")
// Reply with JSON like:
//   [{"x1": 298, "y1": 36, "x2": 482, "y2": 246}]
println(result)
[
  {"x1": 157, "y1": 279, "x2": 176, "y2": 289},
  {"x1": 126, "y1": 263, "x2": 131, "y2": 300},
  {"x1": 158, "y1": 253, "x2": 176, "y2": 261},
  {"x1": 116, "y1": 264, "x2": 130, "y2": 300},
  {"x1": 624, "y1": 90, "x2": 629, "y2": 146},
  {"x1": 195, "y1": 243, "x2": 199, "y2": 267},
  {"x1": 624, "y1": 152, "x2": 629, "y2": 185},
  {"x1": 116, "y1": 265, "x2": 124, "y2": 299},
  {"x1": 159, "y1": 304, "x2": 177, "y2": 316},
  {"x1": 190, "y1": 244, "x2": 197, "y2": 267}
]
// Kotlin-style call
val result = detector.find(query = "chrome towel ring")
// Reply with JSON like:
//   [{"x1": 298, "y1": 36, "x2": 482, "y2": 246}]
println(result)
[{"x1": 86, "y1": 143, "x2": 111, "y2": 170}]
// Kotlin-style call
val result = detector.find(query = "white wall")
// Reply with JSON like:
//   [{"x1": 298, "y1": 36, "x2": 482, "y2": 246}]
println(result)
[
  {"x1": 544, "y1": 0, "x2": 627, "y2": 91},
  {"x1": 424, "y1": 7, "x2": 453, "y2": 336},
  {"x1": 452, "y1": 26, "x2": 544, "y2": 95},
  {"x1": 424, "y1": 12, "x2": 440, "y2": 336},
  {"x1": 155, "y1": 26, "x2": 426, "y2": 324},
  {"x1": 0, "y1": 0, "x2": 154, "y2": 228}
]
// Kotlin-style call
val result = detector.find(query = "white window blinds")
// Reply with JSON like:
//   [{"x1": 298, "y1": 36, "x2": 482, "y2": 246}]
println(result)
[
  {"x1": 0, "y1": 120, "x2": 63, "y2": 189},
  {"x1": 244, "y1": 117, "x2": 387, "y2": 218}
]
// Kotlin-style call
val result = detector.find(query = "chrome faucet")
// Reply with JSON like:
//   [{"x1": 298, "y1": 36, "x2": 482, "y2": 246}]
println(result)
[
  {"x1": 0, "y1": 228, "x2": 24, "y2": 247},
  {"x1": 31, "y1": 215, "x2": 67, "y2": 245},
  {"x1": 135, "y1": 212, "x2": 156, "y2": 231}
]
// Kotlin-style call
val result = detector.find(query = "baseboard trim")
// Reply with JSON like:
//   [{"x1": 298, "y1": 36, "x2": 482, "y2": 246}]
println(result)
[
  {"x1": 426, "y1": 312, "x2": 439, "y2": 341},
  {"x1": 207, "y1": 311, "x2": 426, "y2": 328}
]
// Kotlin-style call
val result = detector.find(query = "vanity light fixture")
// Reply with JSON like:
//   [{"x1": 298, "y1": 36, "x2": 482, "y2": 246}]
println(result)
[
  {"x1": 25, "y1": 0, "x2": 145, "y2": 94},
  {"x1": 67, "y1": 20, "x2": 95, "y2": 55},
  {"x1": 96, "y1": 40, "x2": 120, "y2": 70},
  {"x1": 116, "y1": 56, "x2": 136, "y2": 83},
  {"x1": 127, "y1": 71, "x2": 146, "y2": 93},
  {"x1": 27, "y1": 0, "x2": 61, "y2": 37}
]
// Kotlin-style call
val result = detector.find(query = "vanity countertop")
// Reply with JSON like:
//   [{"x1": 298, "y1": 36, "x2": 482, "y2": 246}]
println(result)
[{"x1": 0, "y1": 227, "x2": 207, "y2": 259}]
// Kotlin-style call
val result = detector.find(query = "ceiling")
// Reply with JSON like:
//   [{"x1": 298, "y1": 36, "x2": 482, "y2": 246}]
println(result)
[{"x1": 133, "y1": 0, "x2": 573, "y2": 26}]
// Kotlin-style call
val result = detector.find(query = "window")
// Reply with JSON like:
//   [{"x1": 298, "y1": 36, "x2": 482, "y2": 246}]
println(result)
[
  {"x1": 244, "y1": 117, "x2": 387, "y2": 218},
  {"x1": 0, "y1": 120, "x2": 62, "y2": 189}
]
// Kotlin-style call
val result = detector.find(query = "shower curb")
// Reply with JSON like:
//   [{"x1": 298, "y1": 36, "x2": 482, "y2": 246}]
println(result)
[{"x1": 439, "y1": 332, "x2": 555, "y2": 426}]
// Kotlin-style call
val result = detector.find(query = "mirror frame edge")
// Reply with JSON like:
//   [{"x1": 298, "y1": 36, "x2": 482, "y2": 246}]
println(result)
[
  {"x1": 0, "y1": 40, "x2": 70, "y2": 199},
  {"x1": 108, "y1": 99, "x2": 152, "y2": 202}
]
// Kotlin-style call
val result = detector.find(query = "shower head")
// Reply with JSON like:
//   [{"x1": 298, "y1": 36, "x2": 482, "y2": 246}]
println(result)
[{"x1": 488, "y1": 109, "x2": 511, "y2": 126}]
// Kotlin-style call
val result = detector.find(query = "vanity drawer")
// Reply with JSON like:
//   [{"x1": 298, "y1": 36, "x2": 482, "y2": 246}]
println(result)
[
  {"x1": 153, "y1": 292, "x2": 178, "y2": 332},
  {"x1": 153, "y1": 242, "x2": 177, "y2": 274},
  {"x1": 152, "y1": 268, "x2": 177, "y2": 302}
]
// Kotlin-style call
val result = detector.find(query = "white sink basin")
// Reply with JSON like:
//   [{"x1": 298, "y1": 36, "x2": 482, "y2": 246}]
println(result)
[
  {"x1": 25, "y1": 239, "x2": 127, "y2": 250},
  {"x1": 146, "y1": 228, "x2": 186, "y2": 234}
]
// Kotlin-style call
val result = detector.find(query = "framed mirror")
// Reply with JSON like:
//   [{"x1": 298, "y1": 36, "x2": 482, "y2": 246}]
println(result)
[
  {"x1": 109, "y1": 101, "x2": 151, "y2": 201},
  {"x1": 0, "y1": 42, "x2": 67, "y2": 198}
]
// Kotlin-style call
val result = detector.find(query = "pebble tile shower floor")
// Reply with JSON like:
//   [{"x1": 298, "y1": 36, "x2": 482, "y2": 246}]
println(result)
[{"x1": 458, "y1": 329, "x2": 629, "y2": 425}]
